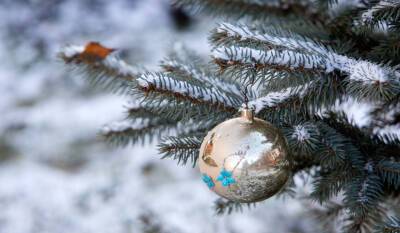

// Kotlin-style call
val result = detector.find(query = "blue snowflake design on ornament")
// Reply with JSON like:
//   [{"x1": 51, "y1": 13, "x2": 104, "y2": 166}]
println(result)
[
  {"x1": 217, "y1": 169, "x2": 236, "y2": 187},
  {"x1": 202, "y1": 174, "x2": 215, "y2": 189}
]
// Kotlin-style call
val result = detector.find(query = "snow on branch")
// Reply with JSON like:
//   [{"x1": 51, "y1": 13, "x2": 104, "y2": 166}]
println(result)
[
  {"x1": 213, "y1": 40, "x2": 400, "y2": 90},
  {"x1": 214, "y1": 23, "x2": 330, "y2": 55},
  {"x1": 292, "y1": 124, "x2": 312, "y2": 142},
  {"x1": 137, "y1": 72, "x2": 239, "y2": 113},
  {"x1": 346, "y1": 61, "x2": 400, "y2": 101},
  {"x1": 213, "y1": 46, "x2": 331, "y2": 72},
  {"x1": 248, "y1": 87, "x2": 300, "y2": 113},
  {"x1": 330, "y1": 97, "x2": 400, "y2": 144},
  {"x1": 344, "y1": 174, "x2": 384, "y2": 229},
  {"x1": 348, "y1": 61, "x2": 390, "y2": 83},
  {"x1": 360, "y1": 0, "x2": 399, "y2": 23},
  {"x1": 211, "y1": 22, "x2": 400, "y2": 81},
  {"x1": 372, "y1": 123, "x2": 400, "y2": 144},
  {"x1": 352, "y1": 1, "x2": 399, "y2": 36},
  {"x1": 284, "y1": 122, "x2": 321, "y2": 155},
  {"x1": 59, "y1": 42, "x2": 137, "y2": 93}
]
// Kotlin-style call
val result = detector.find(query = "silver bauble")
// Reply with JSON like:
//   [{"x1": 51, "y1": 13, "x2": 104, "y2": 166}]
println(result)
[{"x1": 199, "y1": 108, "x2": 291, "y2": 203}]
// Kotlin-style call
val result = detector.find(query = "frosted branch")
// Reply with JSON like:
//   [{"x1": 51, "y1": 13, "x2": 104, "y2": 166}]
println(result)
[
  {"x1": 348, "y1": 61, "x2": 390, "y2": 83},
  {"x1": 360, "y1": 0, "x2": 398, "y2": 23},
  {"x1": 60, "y1": 45, "x2": 85, "y2": 58},
  {"x1": 137, "y1": 72, "x2": 240, "y2": 112},
  {"x1": 248, "y1": 88, "x2": 298, "y2": 113},
  {"x1": 59, "y1": 43, "x2": 138, "y2": 93},
  {"x1": 213, "y1": 46, "x2": 331, "y2": 71},
  {"x1": 213, "y1": 44, "x2": 399, "y2": 87},
  {"x1": 215, "y1": 23, "x2": 330, "y2": 55}
]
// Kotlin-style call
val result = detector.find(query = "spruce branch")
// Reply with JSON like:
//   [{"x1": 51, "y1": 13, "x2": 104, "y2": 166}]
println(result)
[
  {"x1": 174, "y1": 0, "x2": 322, "y2": 23},
  {"x1": 249, "y1": 87, "x2": 303, "y2": 114},
  {"x1": 124, "y1": 99, "x2": 207, "y2": 123},
  {"x1": 213, "y1": 42, "x2": 400, "y2": 86},
  {"x1": 136, "y1": 72, "x2": 241, "y2": 113},
  {"x1": 159, "y1": 135, "x2": 202, "y2": 166},
  {"x1": 308, "y1": 200, "x2": 345, "y2": 232},
  {"x1": 59, "y1": 42, "x2": 137, "y2": 94},
  {"x1": 211, "y1": 24, "x2": 400, "y2": 97},
  {"x1": 161, "y1": 56, "x2": 242, "y2": 96},
  {"x1": 370, "y1": 95, "x2": 400, "y2": 144},
  {"x1": 213, "y1": 198, "x2": 254, "y2": 215},
  {"x1": 311, "y1": 166, "x2": 352, "y2": 203},
  {"x1": 124, "y1": 101, "x2": 169, "y2": 123},
  {"x1": 260, "y1": 75, "x2": 339, "y2": 122},
  {"x1": 258, "y1": 69, "x2": 316, "y2": 93},
  {"x1": 284, "y1": 122, "x2": 321, "y2": 156},
  {"x1": 359, "y1": 1, "x2": 400, "y2": 26},
  {"x1": 377, "y1": 159, "x2": 400, "y2": 189},
  {"x1": 100, "y1": 119, "x2": 175, "y2": 146},
  {"x1": 317, "y1": 122, "x2": 365, "y2": 170},
  {"x1": 367, "y1": 33, "x2": 400, "y2": 64},
  {"x1": 211, "y1": 23, "x2": 331, "y2": 55},
  {"x1": 213, "y1": 46, "x2": 329, "y2": 73},
  {"x1": 344, "y1": 174, "x2": 385, "y2": 233},
  {"x1": 255, "y1": 96, "x2": 308, "y2": 126},
  {"x1": 345, "y1": 61, "x2": 400, "y2": 102}
]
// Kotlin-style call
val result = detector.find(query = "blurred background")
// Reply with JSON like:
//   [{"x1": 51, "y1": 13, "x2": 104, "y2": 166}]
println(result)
[{"x1": 0, "y1": 1, "x2": 317, "y2": 232}]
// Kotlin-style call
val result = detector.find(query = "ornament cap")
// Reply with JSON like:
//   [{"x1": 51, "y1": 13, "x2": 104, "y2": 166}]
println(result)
[{"x1": 240, "y1": 107, "x2": 254, "y2": 122}]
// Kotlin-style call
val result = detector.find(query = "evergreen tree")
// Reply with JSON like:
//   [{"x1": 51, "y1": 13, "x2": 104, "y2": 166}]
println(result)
[{"x1": 59, "y1": 1, "x2": 400, "y2": 232}]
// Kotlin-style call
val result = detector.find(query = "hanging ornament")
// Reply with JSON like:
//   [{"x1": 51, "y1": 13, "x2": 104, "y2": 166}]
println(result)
[{"x1": 199, "y1": 107, "x2": 292, "y2": 203}]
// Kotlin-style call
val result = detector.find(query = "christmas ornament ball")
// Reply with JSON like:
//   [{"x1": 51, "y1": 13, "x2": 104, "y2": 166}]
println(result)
[{"x1": 199, "y1": 108, "x2": 291, "y2": 203}]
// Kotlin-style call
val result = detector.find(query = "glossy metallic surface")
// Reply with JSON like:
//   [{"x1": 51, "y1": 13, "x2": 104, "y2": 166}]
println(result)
[{"x1": 199, "y1": 109, "x2": 291, "y2": 203}]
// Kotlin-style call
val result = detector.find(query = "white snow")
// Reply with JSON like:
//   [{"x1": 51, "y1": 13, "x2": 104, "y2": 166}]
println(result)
[
  {"x1": 217, "y1": 23, "x2": 330, "y2": 55},
  {"x1": 361, "y1": 0, "x2": 397, "y2": 23},
  {"x1": 249, "y1": 88, "x2": 294, "y2": 113},
  {"x1": 103, "y1": 54, "x2": 138, "y2": 76},
  {"x1": 348, "y1": 61, "x2": 390, "y2": 83},
  {"x1": 327, "y1": 97, "x2": 400, "y2": 141},
  {"x1": 102, "y1": 119, "x2": 150, "y2": 134},
  {"x1": 292, "y1": 125, "x2": 311, "y2": 142},
  {"x1": 60, "y1": 45, "x2": 85, "y2": 57},
  {"x1": 213, "y1": 46, "x2": 328, "y2": 71}
]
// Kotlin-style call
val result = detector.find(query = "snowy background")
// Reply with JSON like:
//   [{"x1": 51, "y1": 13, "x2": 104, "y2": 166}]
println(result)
[{"x1": 0, "y1": 1, "x2": 317, "y2": 232}]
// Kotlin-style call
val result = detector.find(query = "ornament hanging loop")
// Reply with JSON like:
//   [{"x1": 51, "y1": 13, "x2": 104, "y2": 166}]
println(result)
[
  {"x1": 241, "y1": 63, "x2": 257, "y2": 109},
  {"x1": 240, "y1": 107, "x2": 254, "y2": 122}
]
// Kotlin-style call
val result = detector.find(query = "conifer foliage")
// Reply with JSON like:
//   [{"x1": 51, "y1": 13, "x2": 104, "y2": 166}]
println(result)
[{"x1": 60, "y1": 1, "x2": 400, "y2": 232}]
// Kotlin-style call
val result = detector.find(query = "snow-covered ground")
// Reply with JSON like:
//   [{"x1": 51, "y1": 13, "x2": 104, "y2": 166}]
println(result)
[{"x1": 0, "y1": 1, "x2": 316, "y2": 232}]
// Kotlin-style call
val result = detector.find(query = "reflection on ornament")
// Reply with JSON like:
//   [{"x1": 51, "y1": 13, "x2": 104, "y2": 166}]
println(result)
[
  {"x1": 202, "y1": 133, "x2": 218, "y2": 167},
  {"x1": 199, "y1": 108, "x2": 291, "y2": 203}
]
